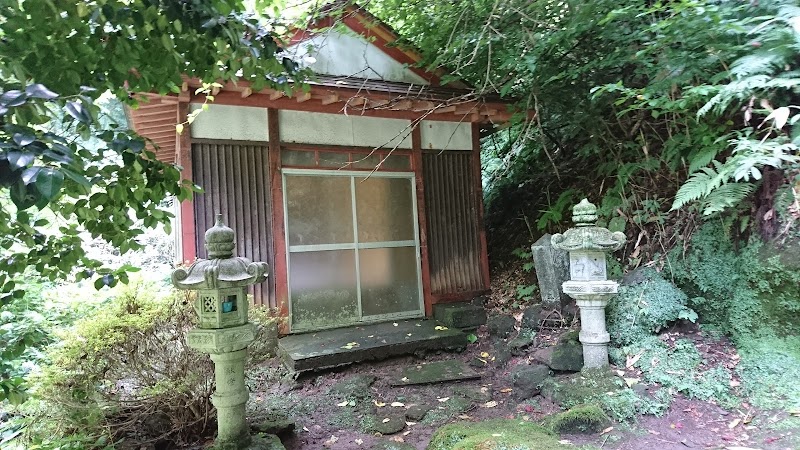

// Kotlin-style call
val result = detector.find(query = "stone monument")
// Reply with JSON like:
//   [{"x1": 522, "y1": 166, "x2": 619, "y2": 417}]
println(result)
[
  {"x1": 531, "y1": 233, "x2": 570, "y2": 312},
  {"x1": 171, "y1": 214, "x2": 277, "y2": 449},
  {"x1": 551, "y1": 199, "x2": 625, "y2": 368}
]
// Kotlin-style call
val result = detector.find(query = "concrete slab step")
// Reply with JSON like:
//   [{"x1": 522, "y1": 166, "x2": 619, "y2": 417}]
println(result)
[{"x1": 278, "y1": 319, "x2": 468, "y2": 372}]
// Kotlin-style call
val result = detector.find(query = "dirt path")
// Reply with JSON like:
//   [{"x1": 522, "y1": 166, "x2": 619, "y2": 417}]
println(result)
[{"x1": 247, "y1": 327, "x2": 799, "y2": 450}]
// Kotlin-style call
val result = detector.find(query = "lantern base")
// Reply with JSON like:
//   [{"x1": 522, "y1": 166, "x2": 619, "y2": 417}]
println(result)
[{"x1": 212, "y1": 433, "x2": 285, "y2": 450}]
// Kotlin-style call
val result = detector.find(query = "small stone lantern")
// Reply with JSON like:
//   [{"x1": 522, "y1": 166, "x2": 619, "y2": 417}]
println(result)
[
  {"x1": 172, "y1": 214, "x2": 268, "y2": 448},
  {"x1": 552, "y1": 199, "x2": 625, "y2": 368}
]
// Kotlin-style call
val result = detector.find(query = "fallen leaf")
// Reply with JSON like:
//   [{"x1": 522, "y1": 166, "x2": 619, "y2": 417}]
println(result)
[
  {"x1": 323, "y1": 435, "x2": 338, "y2": 447},
  {"x1": 559, "y1": 440, "x2": 572, "y2": 445},
  {"x1": 626, "y1": 352, "x2": 642, "y2": 368},
  {"x1": 354, "y1": 438, "x2": 363, "y2": 445},
  {"x1": 336, "y1": 400, "x2": 348, "y2": 407},
  {"x1": 415, "y1": 323, "x2": 421, "y2": 327},
  {"x1": 401, "y1": 377, "x2": 409, "y2": 382},
  {"x1": 374, "y1": 401, "x2": 386, "y2": 407},
  {"x1": 483, "y1": 401, "x2": 498, "y2": 408},
  {"x1": 730, "y1": 380, "x2": 741, "y2": 387},
  {"x1": 434, "y1": 325, "x2": 449, "y2": 330},
  {"x1": 302, "y1": 426, "x2": 310, "y2": 432},
  {"x1": 393, "y1": 323, "x2": 398, "y2": 326},
  {"x1": 391, "y1": 402, "x2": 405, "y2": 407},
  {"x1": 341, "y1": 342, "x2": 360, "y2": 349},
  {"x1": 405, "y1": 421, "x2": 417, "y2": 426},
  {"x1": 407, "y1": 333, "x2": 413, "y2": 337},
  {"x1": 480, "y1": 352, "x2": 490, "y2": 358},
  {"x1": 500, "y1": 388, "x2": 513, "y2": 393},
  {"x1": 437, "y1": 397, "x2": 450, "y2": 402},
  {"x1": 728, "y1": 418, "x2": 741, "y2": 429},
  {"x1": 624, "y1": 377, "x2": 640, "y2": 387},
  {"x1": 616, "y1": 370, "x2": 626, "y2": 377},
  {"x1": 382, "y1": 418, "x2": 390, "y2": 423},
  {"x1": 492, "y1": 433, "x2": 502, "y2": 437},
  {"x1": 601, "y1": 426, "x2": 614, "y2": 434}
]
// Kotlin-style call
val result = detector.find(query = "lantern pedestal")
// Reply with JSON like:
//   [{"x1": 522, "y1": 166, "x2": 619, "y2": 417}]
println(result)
[
  {"x1": 562, "y1": 281, "x2": 618, "y2": 368},
  {"x1": 210, "y1": 349, "x2": 251, "y2": 447}
]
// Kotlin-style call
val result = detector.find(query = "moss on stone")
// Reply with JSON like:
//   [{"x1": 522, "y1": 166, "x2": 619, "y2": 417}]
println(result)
[
  {"x1": 427, "y1": 419, "x2": 572, "y2": 450},
  {"x1": 545, "y1": 404, "x2": 611, "y2": 433},
  {"x1": 541, "y1": 368, "x2": 621, "y2": 408}
]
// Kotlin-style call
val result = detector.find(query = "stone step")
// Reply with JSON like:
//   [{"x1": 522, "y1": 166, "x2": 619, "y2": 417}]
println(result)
[
  {"x1": 278, "y1": 319, "x2": 468, "y2": 372},
  {"x1": 433, "y1": 302, "x2": 487, "y2": 330}
]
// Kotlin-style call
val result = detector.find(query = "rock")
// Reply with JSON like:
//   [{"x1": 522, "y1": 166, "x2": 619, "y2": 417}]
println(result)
[
  {"x1": 370, "y1": 441, "x2": 416, "y2": 450},
  {"x1": 508, "y1": 333, "x2": 536, "y2": 356},
  {"x1": 540, "y1": 368, "x2": 620, "y2": 407},
  {"x1": 434, "y1": 302, "x2": 487, "y2": 330},
  {"x1": 406, "y1": 405, "x2": 431, "y2": 421},
  {"x1": 521, "y1": 305, "x2": 542, "y2": 329},
  {"x1": 510, "y1": 364, "x2": 551, "y2": 398},
  {"x1": 545, "y1": 404, "x2": 611, "y2": 434},
  {"x1": 549, "y1": 332, "x2": 583, "y2": 372},
  {"x1": 245, "y1": 434, "x2": 286, "y2": 450},
  {"x1": 487, "y1": 315, "x2": 516, "y2": 338},
  {"x1": 373, "y1": 415, "x2": 406, "y2": 435},
  {"x1": 491, "y1": 341, "x2": 512, "y2": 367},
  {"x1": 251, "y1": 415, "x2": 296, "y2": 435},
  {"x1": 453, "y1": 386, "x2": 492, "y2": 403},
  {"x1": 329, "y1": 374, "x2": 377, "y2": 400},
  {"x1": 428, "y1": 419, "x2": 572, "y2": 449}
]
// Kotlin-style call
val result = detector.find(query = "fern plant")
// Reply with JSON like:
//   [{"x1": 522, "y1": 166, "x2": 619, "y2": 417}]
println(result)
[{"x1": 674, "y1": 1, "x2": 800, "y2": 215}]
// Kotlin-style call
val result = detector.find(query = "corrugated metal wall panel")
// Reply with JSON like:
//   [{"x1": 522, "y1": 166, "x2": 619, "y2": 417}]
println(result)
[
  {"x1": 422, "y1": 151, "x2": 484, "y2": 294},
  {"x1": 192, "y1": 141, "x2": 275, "y2": 308}
]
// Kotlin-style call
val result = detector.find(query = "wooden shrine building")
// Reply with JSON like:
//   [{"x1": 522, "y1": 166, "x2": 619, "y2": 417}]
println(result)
[{"x1": 129, "y1": 4, "x2": 518, "y2": 334}]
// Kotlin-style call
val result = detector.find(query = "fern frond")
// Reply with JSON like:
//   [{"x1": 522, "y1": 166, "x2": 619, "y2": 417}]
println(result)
[
  {"x1": 730, "y1": 52, "x2": 785, "y2": 78},
  {"x1": 701, "y1": 183, "x2": 756, "y2": 216}
]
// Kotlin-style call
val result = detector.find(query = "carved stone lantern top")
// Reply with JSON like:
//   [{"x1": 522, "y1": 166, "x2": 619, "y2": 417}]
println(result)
[
  {"x1": 171, "y1": 214, "x2": 268, "y2": 290},
  {"x1": 551, "y1": 199, "x2": 626, "y2": 253}
]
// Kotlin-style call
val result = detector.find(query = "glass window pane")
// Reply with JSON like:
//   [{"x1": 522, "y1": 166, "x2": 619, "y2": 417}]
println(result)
[
  {"x1": 290, "y1": 250, "x2": 358, "y2": 330},
  {"x1": 351, "y1": 153, "x2": 382, "y2": 169},
  {"x1": 282, "y1": 149, "x2": 316, "y2": 166},
  {"x1": 380, "y1": 154, "x2": 411, "y2": 171},
  {"x1": 355, "y1": 177, "x2": 415, "y2": 242},
  {"x1": 318, "y1": 152, "x2": 351, "y2": 169},
  {"x1": 285, "y1": 175, "x2": 353, "y2": 246},
  {"x1": 359, "y1": 247, "x2": 420, "y2": 316}
]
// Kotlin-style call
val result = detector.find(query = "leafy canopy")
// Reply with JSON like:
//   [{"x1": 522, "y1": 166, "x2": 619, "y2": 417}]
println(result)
[{"x1": 0, "y1": 0, "x2": 298, "y2": 403}]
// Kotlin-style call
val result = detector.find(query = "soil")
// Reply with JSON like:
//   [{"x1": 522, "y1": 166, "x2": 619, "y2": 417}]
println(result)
[{"x1": 245, "y1": 320, "x2": 800, "y2": 450}]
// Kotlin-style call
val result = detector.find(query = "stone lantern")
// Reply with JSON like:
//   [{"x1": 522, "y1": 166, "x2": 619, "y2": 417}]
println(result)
[
  {"x1": 551, "y1": 199, "x2": 625, "y2": 368},
  {"x1": 171, "y1": 214, "x2": 269, "y2": 448}
]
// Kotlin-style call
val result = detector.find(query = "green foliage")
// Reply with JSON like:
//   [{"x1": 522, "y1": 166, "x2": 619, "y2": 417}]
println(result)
[
  {"x1": 607, "y1": 268, "x2": 697, "y2": 347},
  {"x1": 617, "y1": 336, "x2": 736, "y2": 407},
  {"x1": 669, "y1": 224, "x2": 800, "y2": 340},
  {"x1": 736, "y1": 337, "x2": 800, "y2": 411},
  {"x1": 18, "y1": 280, "x2": 213, "y2": 449},
  {"x1": 544, "y1": 404, "x2": 610, "y2": 434},
  {"x1": 0, "y1": 0, "x2": 303, "y2": 398}
]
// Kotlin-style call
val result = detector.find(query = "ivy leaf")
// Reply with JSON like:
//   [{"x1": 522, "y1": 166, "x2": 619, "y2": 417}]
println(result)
[
  {"x1": 33, "y1": 167, "x2": 64, "y2": 200},
  {"x1": 24, "y1": 83, "x2": 59, "y2": 100},
  {"x1": 65, "y1": 101, "x2": 91, "y2": 124}
]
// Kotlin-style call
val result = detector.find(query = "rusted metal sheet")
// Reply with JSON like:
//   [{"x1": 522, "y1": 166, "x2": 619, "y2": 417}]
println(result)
[
  {"x1": 422, "y1": 151, "x2": 485, "y2": 295},
  {"x1": 192, "y1": 141, "x2": 275, "y2": 308}
]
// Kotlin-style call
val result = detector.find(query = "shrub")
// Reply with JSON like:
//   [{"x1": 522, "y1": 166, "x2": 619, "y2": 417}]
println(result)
[
  {"x1": 736, "y1": 336, "x2": 800, "y2": 411},
  {"x1": 606, "y1": 268, "x2": 697, "y2": 346},
  {"x1": 669, "y1": 223, "x2": 800, "y2": 340},
  {"x1": 23, "y1": 279, "x2": 213, "y2": 449}
]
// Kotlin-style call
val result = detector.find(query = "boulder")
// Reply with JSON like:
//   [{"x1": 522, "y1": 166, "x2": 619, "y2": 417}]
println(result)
[
  {"x1": 487, "y1": 315, "x2": 516, "y2": 338},
  {"x1": 427, "y1": 419, "x2": 572, "y2": 450},
  {"x1": 373, "y1": 415, "x2": 406, "y2": 435},
  {"x1": 405, "y1": 405, "x2": 431, "y2": 421},
  {"x1": 510, "y1": 363, "x2": 551, "y2": 398}
]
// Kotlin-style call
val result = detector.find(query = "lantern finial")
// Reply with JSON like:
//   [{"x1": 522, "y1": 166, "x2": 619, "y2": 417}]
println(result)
[
  {"x1": 205, "y1": 213, "x2": 235, "y2": 258},
  {"x1": 572, "y1": 198, "x2": 597, "y2": 227}
]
